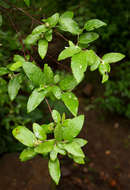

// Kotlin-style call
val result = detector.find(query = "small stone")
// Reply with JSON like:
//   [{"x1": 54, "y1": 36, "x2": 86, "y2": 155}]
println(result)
[
  {"x1": 105, "y1": 150, "x2": 111, "y2": 155},
  {"x1": 83, "y1": 84, "x2": 93, "y2": 96},
  {"x1": 114, "y1": 122, "x2": 119, "y2": 128}
]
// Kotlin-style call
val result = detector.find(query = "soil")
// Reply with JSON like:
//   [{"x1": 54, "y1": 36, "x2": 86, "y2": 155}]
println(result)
[{"x1": 0, "y1": 100, "x2": 130, "y2": 190}]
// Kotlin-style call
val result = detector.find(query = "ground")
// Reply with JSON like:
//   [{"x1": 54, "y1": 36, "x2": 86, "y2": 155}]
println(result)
[{"x1": 0, "y1": 102, "x2": 129, "y2": 190}]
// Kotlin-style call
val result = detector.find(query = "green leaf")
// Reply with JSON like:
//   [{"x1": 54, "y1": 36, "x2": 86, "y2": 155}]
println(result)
[
  {"x1": 43, "y1": 64, "x2": 54, "y2": 84},
  {"x1": 62, "y1": 92, "x2": 78, "y2": 116},
  {"x1": 47, "y1": 13, "x2": 59, "y2": 27},
  {"x1": 60, "y1": 11, "x2": 74, "y2": 19},
  {"x1": 45, "y1": 29, "x2": 53, "y2": 42},
  {"x1": 24, "y1": 33, "x2": 40, "y2": 45},
  {"x1": 12, "y1": 126, "x2": 37, "y2": 147},
  {"x1": 0, "y1": 67, "x2": 9, "y2": 76},
  {"x1": 24, "y1": 0, "x2": 30, "y2": 7},
  {"x1": 9, "y1": 62, "x2": 22, "y2": 71},
  {"x1": 62, "y1": 113, "x2": 66, "y2": 123},
  {"x1": 59, "y1": 17, "x2": 81, "y2": 35},
  {"x1": 32, "y1": 24, "x2": 48, "y2": 34},
  {"x1": 0, "y1": 15, "x2": 2, "y2": 27},
  {"x1": 27, "y1": 88, "x2": 48, "y2": 113},
  {"x1": 59, "y1": 74, "x2": 77, "y2": 91},
  {"x1": 62, "y1": 115, "x2": 84, "y2": 140},
  {"x1": 34, "y1": 139, "x2": 55, "y2": 154},
  {"x1": 54, "y1": 123, "x2": 63, "y2": 141},
  {"x1": 19, "y1": 148, "x2": 37, "y2": 162},
  {"x1": 84, "y1": 50, "x2": 101, "y2": 71},
  {"x1": 73, "y1": 156, "x2": 85, "y2": 164},
  {"x1": 23, "y1": 62, "x2": 44, "y2": 86},
  {"x1": 64, "y1": 142, "x2": 85, "y2": 158},
  {"x1": 73, "y1": 138, "x2": 88, "y2": 147},
  {"x1": 102, "y1": 73, "x2": 109, "y2": 83},
  {"x1": 71, "y1": 51, "x2": 88, "y2": 82},
  {"x1": 50, "y1": 145, "x2": 58, "y2": 161},
  {"x1": 38, "y1": 39, "x2": 48, "y2": 59},
  {"x1": 48, "y1": 158, "x2": 61, "y2": 185},
  {"x1": 13, "y1": 55, "x2": 25, "y2": 63},
  {"x1": 102, "y1": 53, "x2": 125, "y2": 63},
  {"x1": 52, "y1": 110, "x2": 61, "y2": 123},
  {"x1": 59, "y1": 75, "x2": 77, "y2": 91},
  {"x1": 58, "y1": 45, "x2": 81, "y2": 61},
  {"x1": 56, "y1": 144, "x2": 66, "y2": 155},
  {"x1": 51, "y1": 85, "x2": 62, "y2": 100},
  {"x1": 84, "y1": 19, "x2": 107, "y2": 31},
  {"x1": 41, "y1": 123, "x2": 54, "y2": 134},
  {"x1": 79, "y1": 32, "x2": 99, "y2": 44},
  {"x1": 33, "y1": 123, "x2": 47, "y2": 140},
  {"x1": 8, "y1": 74, "x2": 23, "y2": 101},
  {"x1": 99, "y1": 62, "x2": 110, "y2": 75},
  {"x1": 54, "y1": 74, "x2": 60, "y2": 84}
]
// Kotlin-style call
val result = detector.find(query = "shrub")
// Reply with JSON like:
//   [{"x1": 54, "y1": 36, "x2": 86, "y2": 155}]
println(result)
[{"x1": 0, "y1": 1, "x2": 125, "y2": 184}]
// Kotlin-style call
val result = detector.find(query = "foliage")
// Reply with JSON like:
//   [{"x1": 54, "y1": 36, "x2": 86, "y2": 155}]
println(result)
[
  {"x1": 0, "y1": 1, "x2": 125, "y2": 185},
  {"x1": 95, "y1": 62, "x2": 130, "y2": 118}
]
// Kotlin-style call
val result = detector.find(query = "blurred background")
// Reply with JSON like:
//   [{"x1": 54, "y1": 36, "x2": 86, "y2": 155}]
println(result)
[{"x1": 0, "y1": 0, "x2": 130, "y2": 189}]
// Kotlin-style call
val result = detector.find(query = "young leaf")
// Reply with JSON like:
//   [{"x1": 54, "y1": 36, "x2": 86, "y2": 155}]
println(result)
[
  {"x1": 43, "y1": 64, "x2": 54, "y2": 84},
  {"x1": 27, "y1": 88, "x2": 48, "y2": 113},
  {"x1": 33, "y1": 123, "x2": 47, "y2": 140},
  {"x1": 54, "y1": 123, "x2": 63, "y2": 141},
  {"x1": 32, "y1": 24, "x2": 48, "y2": 34},
  {"x1": 45, "y1": 29, "x2": 53, "y2": 42},
  {"x1": 84, "y1": 19, "x2": 107, "y2": 31},
  {"x1": 38, "y1": 39, "x2": 48, "y2": 59},
  {"x1": 19, "y1": 148, "x2": 37, "y2": 162},
  {"x1": 47, "y1": 13, "x2": 59, "y2": 27},
  {"x1": 34, "y1": 139, "x2": 55, "y2": 154},
  {"x1": 79, "y1": 32, "x2": 99, "y2": 44},
  {"x1": 12, "y1": 126, "x2": 37, "y2": 147},
  {"x1": 59, "y1": 74, "x2": 77, "y2": 91},
  {"x1": 8, "y1": 74, "x2": 23, "y2": 101},
  {"x1": 71, "y1": 51, "x2": 88, "y2": 82},
  {"x1": 51, "y1": 85, "x2": 62, "y2": 99},
  {"x1": 48, "y1": 158, "x2": 61, "y2": 185},
  {"x1": 59, "y1": 17, "x2": 81, "y2": 35},
  {"x1": 24, "y1": 33, "x2": 40, "y2": 45},
  {"x1": 58, "y1": 45, "x2": 81, "y2": 61},
  {"x1": 102, "y1": 53, "x2": 125, "y2": 63},
  {"x1": 62, "y1": 115, "x2": 84, "y2": 140},
  {"x1": 52, "y1": 110, "x2": 61, "y2": 123},
  {"x1": 61, "y1": 92, "x2": 79, "y2": 116},
  {"x1": 0, "y1": 67, "x2": 9, "y2": 76},
  {"x1": 23, "y1": 62, "x2": 44, "y2": 87},
  {"x1": 64, "y1": 142, "x2": 85, "y2": 158}
]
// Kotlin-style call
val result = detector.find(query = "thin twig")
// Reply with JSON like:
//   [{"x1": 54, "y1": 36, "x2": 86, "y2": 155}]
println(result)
[{"x1": 45, "y1": 98, "x2": 52, "y2": 114}]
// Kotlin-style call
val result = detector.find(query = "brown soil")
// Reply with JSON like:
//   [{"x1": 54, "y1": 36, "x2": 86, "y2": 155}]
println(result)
[{"x1": 0, "y1": 108, "x2": 130, "y2": 190}]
